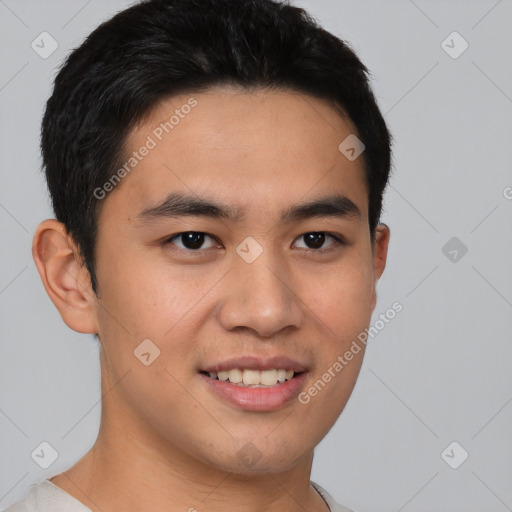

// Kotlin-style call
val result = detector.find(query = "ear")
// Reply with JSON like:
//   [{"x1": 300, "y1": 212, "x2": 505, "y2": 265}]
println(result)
[
  {"x1": 32, "y1": 219, "x2": 98, "y2": 334},
  {"x1": 369, "y1": 223, "x2": 390, "y2": 312}
]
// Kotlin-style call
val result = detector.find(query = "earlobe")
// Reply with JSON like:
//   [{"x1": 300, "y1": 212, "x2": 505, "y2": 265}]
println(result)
[
  {"x1": 369, "y1": 223, "x2": 391, "y2": 311},
  {"x1": 32, "y1": 219, "x2": 98, "y2": 334}
]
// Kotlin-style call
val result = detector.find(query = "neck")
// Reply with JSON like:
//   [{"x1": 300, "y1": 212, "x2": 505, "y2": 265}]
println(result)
[{"x1": 49, "y1": 384, "x2": 329, "y2": 512}]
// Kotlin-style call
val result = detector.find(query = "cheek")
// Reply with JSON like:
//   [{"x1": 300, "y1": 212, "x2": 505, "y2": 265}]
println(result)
[
  {"x1": 95, "y1": 246, "x2": 206, "y2": 339},
  {"x1": 93, "y1": 248, "x2": 214, "y2": 390},
  {"x1": 297, "y1": 266, "x2": 372, "y2": 442},
  {"x1": 309, "y1": 261, "x2": 374, "y2": 335}
]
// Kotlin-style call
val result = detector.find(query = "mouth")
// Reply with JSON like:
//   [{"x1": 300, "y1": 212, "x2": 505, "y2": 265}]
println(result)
[
  {"x1": 199, "y1": 368, "x2": 304, "y2": 388},
  {"x1": 198, "y1": 356, "x2": 309, "y2": 411}
]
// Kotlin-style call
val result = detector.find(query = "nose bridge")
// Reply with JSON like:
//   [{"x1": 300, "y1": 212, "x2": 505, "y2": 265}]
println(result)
[{"x1": 217, "y1": 243, "x2": 304, "y2": 337}]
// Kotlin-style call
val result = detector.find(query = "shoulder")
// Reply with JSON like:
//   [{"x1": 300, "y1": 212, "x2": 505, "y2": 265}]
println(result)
[
  {"x1": 3, "y1": 479, "x2": 92, "y2": 512},
  {"x1": 3, "y1": 499, "x2": 27, "y2": 512},
  {"x1": 311, "y1": 481, "x2": 358, "y2": 512}
]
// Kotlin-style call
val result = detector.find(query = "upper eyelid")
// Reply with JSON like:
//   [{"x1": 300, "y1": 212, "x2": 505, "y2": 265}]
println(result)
[{"x1": 166, "y1": 231, "x2": 341, "y2": 239}]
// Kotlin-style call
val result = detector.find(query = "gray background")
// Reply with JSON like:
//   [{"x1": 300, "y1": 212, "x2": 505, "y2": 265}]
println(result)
[{"x1": 1, "y1": 0, "x2": 511, "y2": 511}]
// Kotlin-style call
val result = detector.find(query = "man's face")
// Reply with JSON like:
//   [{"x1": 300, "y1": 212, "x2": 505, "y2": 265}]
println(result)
[{"x1": 91, "y1": 87, "x2": 388, "y2": 473}]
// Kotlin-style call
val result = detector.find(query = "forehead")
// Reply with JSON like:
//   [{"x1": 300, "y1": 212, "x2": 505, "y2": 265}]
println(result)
[{"x1": 102, "y1": 87, "x2": 368, "y2": 223}]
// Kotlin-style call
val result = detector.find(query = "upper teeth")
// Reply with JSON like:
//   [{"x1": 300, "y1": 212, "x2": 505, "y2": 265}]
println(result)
[{"x1": 207, "y1": 369, "x2": 295, "y2": 386}]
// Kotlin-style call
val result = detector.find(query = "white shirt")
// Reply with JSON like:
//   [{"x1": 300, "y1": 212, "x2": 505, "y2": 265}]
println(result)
[{"x1": 4, "y1": 478, "x2": 355, "y2": 512}]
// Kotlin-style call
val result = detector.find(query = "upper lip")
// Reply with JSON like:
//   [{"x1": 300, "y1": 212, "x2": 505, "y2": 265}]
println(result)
[{"x1": 201, "y1": 355, "x2": 308, "y2": 373}]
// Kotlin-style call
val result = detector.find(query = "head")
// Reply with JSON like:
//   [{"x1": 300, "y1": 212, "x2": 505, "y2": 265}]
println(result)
[{"x1": 33, "y1": 0, "x2": 392, "y2": 475}]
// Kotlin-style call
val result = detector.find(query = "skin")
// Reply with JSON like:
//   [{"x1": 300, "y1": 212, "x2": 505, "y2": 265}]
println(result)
[{"x1": 33, "y1": 86, "x2": 390, "y2": 512}]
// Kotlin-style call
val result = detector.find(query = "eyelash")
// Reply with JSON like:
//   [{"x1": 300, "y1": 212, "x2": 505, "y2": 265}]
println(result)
[{"x1": 163, "y1": 231, "x2": 346, "y2": 253}]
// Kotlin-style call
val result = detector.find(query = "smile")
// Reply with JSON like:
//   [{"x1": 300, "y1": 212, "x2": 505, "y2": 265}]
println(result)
[
  {"x1": 199, "y1": 370, "x2": 308, "y2": 411},
  {"x1": 202, "y1": 368, "x2": 297, "y2": 387}
]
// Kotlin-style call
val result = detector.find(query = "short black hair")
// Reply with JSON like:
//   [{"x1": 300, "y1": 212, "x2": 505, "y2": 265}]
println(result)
[{"x1": 42, "y1": 0, "x2": 393, "y2": 295}]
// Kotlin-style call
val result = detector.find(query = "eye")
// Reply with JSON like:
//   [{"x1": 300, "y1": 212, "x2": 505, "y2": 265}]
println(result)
[
  {"x1": 164, "y1": 231, "x2": 345, "y2": 253},
  {"x1": 293, "y1": 232, "x2": 344, "y2": 251},
  {"x1": 165, "y1": 231, "x2": 220, "y2": 251}
]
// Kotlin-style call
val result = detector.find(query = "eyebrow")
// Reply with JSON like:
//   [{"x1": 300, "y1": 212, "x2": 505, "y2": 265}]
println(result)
[{"x1": 136, "y1": 191, "x2": 361, "y2": 224}]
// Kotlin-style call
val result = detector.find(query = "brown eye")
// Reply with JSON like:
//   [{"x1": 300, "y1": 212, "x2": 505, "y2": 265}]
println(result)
[
  {"x1": 294, "y1": 232, "x2": 343, "y2": 251},
  {"x1": 166, "y1": 232, "x2": 219, "y2": 251}
]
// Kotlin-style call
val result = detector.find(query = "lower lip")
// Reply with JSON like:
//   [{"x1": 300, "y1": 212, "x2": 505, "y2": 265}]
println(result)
[{"x1": 200, "y1": 372, "x2": 308, "y2": 411}]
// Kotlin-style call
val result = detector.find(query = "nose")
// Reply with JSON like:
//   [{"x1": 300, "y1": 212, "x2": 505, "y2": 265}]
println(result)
[{"x1": 216, "y1": 250, "x2": 305, "y2": 338}]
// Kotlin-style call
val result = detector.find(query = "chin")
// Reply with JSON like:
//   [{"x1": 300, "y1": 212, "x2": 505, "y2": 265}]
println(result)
[{"x1": 199, "y1": 437, "x2": 311, "y2": 475}]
